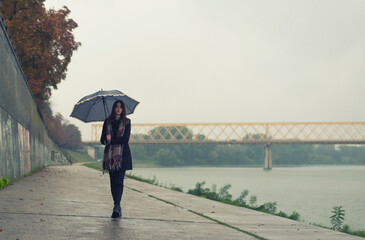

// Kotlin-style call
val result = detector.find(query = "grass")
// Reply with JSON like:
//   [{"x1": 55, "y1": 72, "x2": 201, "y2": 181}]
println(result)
[
  {"x1": 0, "y1": 166, "x2": 45, "y2": 189},
  {"x1": 23, "y1": 167, "x2": 44, "y2": 177},
  {"x1": 64, "y1": 149, "x2": 95, "y2": 163},
  {"x1": 310, "y1": 222, "x2": 365, "y2": 238},
  {"x1": 81, "y1": 162, "x2": 182, "y2": 191},
  {"x1": 350, "y1": 230, "x2": 365, "y2": 238},
  {"x1": 85, "y1": 159, "x2": 160, "y2": 171},
  {"x1": 82, "y1": 162, "x2": 102, "y2": 171}
]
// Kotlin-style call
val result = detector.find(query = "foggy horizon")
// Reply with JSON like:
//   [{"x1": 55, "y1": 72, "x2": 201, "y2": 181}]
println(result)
[{"x1": 44, "y1": 0, "x2": 365, "y2": 141}]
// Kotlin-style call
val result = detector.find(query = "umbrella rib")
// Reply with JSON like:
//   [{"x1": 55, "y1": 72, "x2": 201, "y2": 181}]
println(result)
[
  {"x1": 103, "y1": 97, "x2": 109, "y2": 119},
  {"x1": 105, "y1": 96, "x2": 134, "y2": 115},
  {"x1": 85, "y1": 97, "x2": 104, "y2": 122}
]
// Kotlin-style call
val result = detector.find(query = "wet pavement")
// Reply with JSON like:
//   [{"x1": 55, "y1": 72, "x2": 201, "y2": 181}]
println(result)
[{"x1": 0, "y1": 164, "x2": 361, "y2": 240}]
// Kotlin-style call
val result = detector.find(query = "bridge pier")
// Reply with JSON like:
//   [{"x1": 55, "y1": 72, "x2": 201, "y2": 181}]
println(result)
[
  {"x1": 87, "y1": 146, "x2": 96, "y2": 160},
  {"x1": 264, "y1": 143, "x2": 272, "y2": 170}
]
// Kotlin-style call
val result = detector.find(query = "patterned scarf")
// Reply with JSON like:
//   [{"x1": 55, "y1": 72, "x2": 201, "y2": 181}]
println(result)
[{"x1": 103, "y1": 120, "x2": 125, "y2": 173}]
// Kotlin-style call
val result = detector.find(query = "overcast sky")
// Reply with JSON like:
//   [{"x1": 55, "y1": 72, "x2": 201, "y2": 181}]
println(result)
[{"x1": 44, "y1": 0, "x2": 365, "y2": 141}]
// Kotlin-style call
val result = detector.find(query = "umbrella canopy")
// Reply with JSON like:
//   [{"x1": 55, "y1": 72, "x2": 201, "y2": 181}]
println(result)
[{"x1": 70, "y1": 89, "x2": 139, "y2": 122}]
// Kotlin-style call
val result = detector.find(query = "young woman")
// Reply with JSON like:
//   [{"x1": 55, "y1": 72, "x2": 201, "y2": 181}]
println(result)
[{"x1": 100, "y1": 100, "x2": 132, "y2": 218}]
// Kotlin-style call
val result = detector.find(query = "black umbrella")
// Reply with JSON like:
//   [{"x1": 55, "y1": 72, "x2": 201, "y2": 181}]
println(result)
[{"x1": 70, "y1": 89, "x2": 139, "y2": 122}]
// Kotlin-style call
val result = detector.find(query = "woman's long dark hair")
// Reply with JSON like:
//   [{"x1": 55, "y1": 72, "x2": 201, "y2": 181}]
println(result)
[{"x1": 107, "y1": 100, "x2": 128, "y2": 125}]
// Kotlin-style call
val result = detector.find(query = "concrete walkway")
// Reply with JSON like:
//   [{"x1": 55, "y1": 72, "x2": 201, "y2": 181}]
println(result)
[{"x1": 0, "y1": 164, "x2": 361, "y2": 240}]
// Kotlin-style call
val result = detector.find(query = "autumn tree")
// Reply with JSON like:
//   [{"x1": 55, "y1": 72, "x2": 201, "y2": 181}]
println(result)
[
  {"x1": 37, "y1": 101, "x2": 82, "y2": 149},
  {"x1": 0, "y1": 0, "x2": 80, "y2": 100},
  {"x1": 0, "y1": 1, "x2": 83, "y2": 149},
  {"x1": 63, "y1": 124, "x2": 82, "y2": 149}
]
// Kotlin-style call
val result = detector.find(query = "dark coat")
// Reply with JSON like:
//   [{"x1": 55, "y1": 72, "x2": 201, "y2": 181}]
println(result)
[{"x1": 100, "y1": 118, "x2": 132, "y2": 170}]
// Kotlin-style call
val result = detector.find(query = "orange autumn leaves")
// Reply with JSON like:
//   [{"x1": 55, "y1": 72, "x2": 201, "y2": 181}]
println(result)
[
  {"x1": 37, "y1": 100, "x2": 82, "y2": 149},
  {"x1": 0, "y1": 0, "x2": 80, "y2": 100},
  {"x1": 0, "y1": 1, "x2": 82, "y2": 149}
]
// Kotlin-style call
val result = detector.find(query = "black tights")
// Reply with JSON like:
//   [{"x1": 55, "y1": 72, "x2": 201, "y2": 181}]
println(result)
[{"x1": 109, "y1": 169, "x2": 126, "y2": 206}]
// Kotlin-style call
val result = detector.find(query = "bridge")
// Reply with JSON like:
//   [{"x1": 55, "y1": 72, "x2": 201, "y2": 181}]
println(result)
[{"x1": 87, "y1": 122, "x2": 365, "y2": 170}]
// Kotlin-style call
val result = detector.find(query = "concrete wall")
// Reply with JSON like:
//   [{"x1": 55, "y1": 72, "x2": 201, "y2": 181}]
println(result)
[{"x1": 0, "y1": 16, "x2": 67, "y2": 181}]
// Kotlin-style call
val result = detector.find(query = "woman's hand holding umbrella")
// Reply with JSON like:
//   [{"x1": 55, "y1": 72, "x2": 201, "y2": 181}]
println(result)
[{"x1": 106, "y1": 134, "x2": 111, "y2": 144}]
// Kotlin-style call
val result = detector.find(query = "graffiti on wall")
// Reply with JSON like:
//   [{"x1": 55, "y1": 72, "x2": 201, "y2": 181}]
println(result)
[
  {"x1": 18, "y1": 123, "x2": 31, "y2": 176},
  {"x1": 0, "y1": 107, "x2": 68, "y2": 180}
]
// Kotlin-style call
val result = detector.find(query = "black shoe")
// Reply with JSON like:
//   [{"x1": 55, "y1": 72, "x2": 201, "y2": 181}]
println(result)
[
  {"x1": 111, "y1": 205, "x2": 121, "y2": 218},
  {"x1": 117, "y1": 205, "x2": 122, "y2": 217},
  {"x1": 111, "y1": 211, "x2": 120, "y2": 218}
]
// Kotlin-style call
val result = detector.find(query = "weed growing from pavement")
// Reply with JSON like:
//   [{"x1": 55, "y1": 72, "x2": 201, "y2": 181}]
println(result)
[{"x1": 0, "y1": 167, "x2": 45, "y2": 190}]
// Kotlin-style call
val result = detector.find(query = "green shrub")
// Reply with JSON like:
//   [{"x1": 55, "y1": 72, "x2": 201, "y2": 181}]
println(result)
[
  {"x1": 3, "y1": 177, "x2": 8, "y2": 185},
  {"x1": 330, "y1": 206, "x2": 345, "y2": 231},
  {"x1": 289, "y1": 211, "x2": 300, "y2": 221},
  {"x1": 234, "y1": 189, "x2": 249, "y2": 206},
  {"x1": 187, "y1": 181, "x2": 210, "y2": 196},
  {"x1": 218, "y1": 184, "x2": 232, "y2": 202},
  {"x1": 342, "y1": 224, "x2": 350, "y2": 233},
  {"x1": 169, "y1": 185, "x2": 183, "y2": 192},
  {"x1": 350, "y1": 230, "x2": 365, "y2": 238},
  {"x1": 205, "y1": 184, "x2": 219, "y2": 201},
  {"x1": 258, "y1": 202, "x2": 277, "y2": 214},
  {"x1": 249, "y1": 195, "x2": 257, "y2": 207},
  {"x1": 127, "y1": 174, "x2": 159, "y2": 185},
  {"x1": 278, "y1": 211, "x2": 288, "y2": 218},
  {"x1": 0, "y1": 177, "x2": 10, "y2": 189}
]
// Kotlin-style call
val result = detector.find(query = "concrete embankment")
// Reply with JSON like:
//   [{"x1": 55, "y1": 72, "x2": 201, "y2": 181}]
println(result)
[
  {"x1": 0, "y1": 164, "x2": 361, "y2": 240},
  {"x1": 0, "y1": 16, "x2": 67, "y2": 181}
]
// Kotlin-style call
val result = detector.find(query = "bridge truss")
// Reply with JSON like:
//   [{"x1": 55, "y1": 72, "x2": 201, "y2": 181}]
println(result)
[
  {"x1": 90, "y1": 122, "x2": 365, "y2": 144},
  {"x1": 89, "y1": 122, "x2": 365, "y2": 170}
]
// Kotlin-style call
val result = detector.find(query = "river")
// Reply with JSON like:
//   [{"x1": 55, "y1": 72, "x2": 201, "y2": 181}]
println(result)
[{"x1": 130, "y1": 165, "x2": 365, "y2": 230}]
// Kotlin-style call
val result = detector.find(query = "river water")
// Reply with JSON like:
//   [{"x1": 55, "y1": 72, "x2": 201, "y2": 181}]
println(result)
[{"x1": 130, "y1": 165, "x2": 365, "y2": 230}]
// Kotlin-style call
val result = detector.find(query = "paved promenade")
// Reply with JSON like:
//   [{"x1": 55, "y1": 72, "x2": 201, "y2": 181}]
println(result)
[{"x1": 0, "y1": 164, "x2": 361, "y2": 240}]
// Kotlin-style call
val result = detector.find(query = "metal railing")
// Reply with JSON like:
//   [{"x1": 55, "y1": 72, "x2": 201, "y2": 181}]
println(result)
[{"x1": 89, "y1": 122, "x2": 365, "y2": 144}]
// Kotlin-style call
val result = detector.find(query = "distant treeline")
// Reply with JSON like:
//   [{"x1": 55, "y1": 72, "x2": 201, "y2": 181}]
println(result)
[{"x1": 129, "y1": 144, "x2": 365, "y2": 166}]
